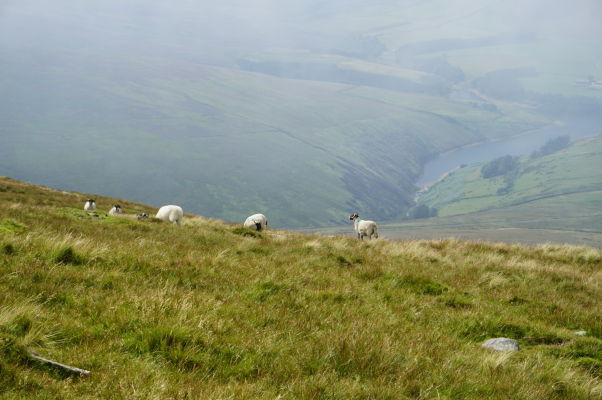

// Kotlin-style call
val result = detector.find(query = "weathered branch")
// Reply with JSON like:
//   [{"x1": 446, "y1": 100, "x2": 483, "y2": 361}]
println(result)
[{"x1": 27, "y1": 350, "x2": 91, "y2": 376}]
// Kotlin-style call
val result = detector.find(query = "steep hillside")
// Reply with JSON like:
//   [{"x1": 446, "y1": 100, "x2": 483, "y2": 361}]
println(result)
[
  {"x1": 6, "y1": 0, "x2": 593, "y2": 227},
  {"x1": 1, "y1": 177, "x2": 601, "y2": 399},
  {"x1": 0, "y1": 49, "x2": 547, "y2": 228}
]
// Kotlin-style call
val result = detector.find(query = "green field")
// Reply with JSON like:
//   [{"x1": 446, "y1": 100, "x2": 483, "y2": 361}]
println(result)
[
  {"x1": 418, "y1": 135, "x2": 602, "y2": 217},
  {"x1": 1, "y1": 177, "x2": 601, "y2": 399}
]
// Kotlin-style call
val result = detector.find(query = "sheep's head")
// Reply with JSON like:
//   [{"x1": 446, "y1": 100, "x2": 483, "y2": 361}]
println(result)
[
  {"x1": 349, "y1": 213, "x2": 359, "y2": 221},
  {"x1": 137, "y1": 213, "x2": 149, "y2": 220},
  {"x1": 114, "y1": 204, "x2": 121, "y2": 209},
  {"x1": 87, "y1": 199, "x2": 95, "y2": 203}
]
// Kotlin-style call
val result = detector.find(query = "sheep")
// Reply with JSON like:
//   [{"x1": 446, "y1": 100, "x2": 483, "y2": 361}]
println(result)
[
  {"x1": 244, "y1": 213, "x2": 268, "y2": 231},
  {"x1": 155, "y1": 205, "x2": 184, "y2": 226},
  {"x1": 84, "y1": 199, "x2": 96, "y2": 211},
  {"x1": 108, "y1": 204, "x2": 122, "y2": 216},
  {"x1": 349, "y1": 213, "x2": 378, "y2": 240},
  {"x1": 136, "y1": 213, "x2": 149, "y2": 220}
]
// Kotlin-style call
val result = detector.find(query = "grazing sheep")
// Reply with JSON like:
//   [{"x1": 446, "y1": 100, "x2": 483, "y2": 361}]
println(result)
[
  {"x1": 244, "y1": 213, "x2": 268, "y2": 231},
  {"x1": 155, "y1": 205, "x2": 183, "y2": 226},
  {"x1": 136, "y1": 213, "x2": 149, "y2": 220},
  {"x1": 108, "y1": 204, "x2": 122, "y2": 216},
  {"x1": 349, "y1": 213, "x2": 378, "y2": 240},
  {"x1": 84, "y1": 199, "x2": 96, "y2": 211}
]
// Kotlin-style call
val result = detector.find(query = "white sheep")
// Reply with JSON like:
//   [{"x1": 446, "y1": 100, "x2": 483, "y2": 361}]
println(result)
[
  {"x1": 244, "y1": 213, "x2": 268, "y2": 231},
  {"x1": 84, "y1": 199, "x2": 96, "y2": 211},
  {"x1": 108, "y1": 204, "x2": 122, "y2": 216},
  {"x1": 349, "y1": 213, "x2": 378, "y2": 240},
  {"x1": 155, "y1": 205, "x2": 184, "y2": 226}
]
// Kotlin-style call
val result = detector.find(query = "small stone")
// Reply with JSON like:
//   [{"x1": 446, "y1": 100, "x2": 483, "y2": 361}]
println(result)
[
  {"x1": 481, "y1": 337, "x2": 520, "y2": 351},
  {"x1": 573, "y1": 331, "x2": 587, "y2": 336}
]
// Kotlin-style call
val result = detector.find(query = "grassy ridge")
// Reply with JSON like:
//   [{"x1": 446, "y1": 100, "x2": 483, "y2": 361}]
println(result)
[{"x1": 1, "y1": 177, "x2": 601, "y2": 399}]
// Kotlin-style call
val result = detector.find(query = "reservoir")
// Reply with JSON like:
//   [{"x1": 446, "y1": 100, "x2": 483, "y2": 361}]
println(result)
[{"x1": 417, "y1": 118, "x2": 602, "y2": 186}]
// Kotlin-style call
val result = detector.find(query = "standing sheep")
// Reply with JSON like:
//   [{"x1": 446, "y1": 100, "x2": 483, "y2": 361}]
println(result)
[
  {"x1": 108, "y1": 204, "x2": 122, "y2": 216},
  {"x1": 349, "y1": 213, "x2": 378, "y2": 240},
  {"x1": 84, "y1": 199, "x2": 96, "y2": 211},
  {"x1": 244, "y1": 213, "x2": 268, "y2": 231},
  {"x1": 156, "y1": 205, "x2": 184, "y2": 226}
]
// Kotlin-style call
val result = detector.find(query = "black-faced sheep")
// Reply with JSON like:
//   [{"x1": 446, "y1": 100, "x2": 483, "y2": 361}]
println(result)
[
  {"x1": 349, "y1": 213, "x2": 378, "y2": 240},
  {"x1": 136, "y1": 213, "x2": 149, "y2": 220},
  {"x1": 244, "y1": 213, "x2": 268, "y2": 231},
  {"x1": 84, "y1": 199, "x2": 96, "y2": 211},
  {"x1": 108, "y1": 204, "x2": 122, "y2": 216}
]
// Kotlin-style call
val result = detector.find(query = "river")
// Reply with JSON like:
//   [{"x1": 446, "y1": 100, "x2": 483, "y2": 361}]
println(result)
[{"x1": 416, "y1": 118, "x2": 602, "y2": 186}]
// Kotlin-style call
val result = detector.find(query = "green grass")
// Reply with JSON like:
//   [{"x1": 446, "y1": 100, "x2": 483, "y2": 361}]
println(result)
[{"x1": 1, "y1": 177, "x2": 601, "y2": 399}]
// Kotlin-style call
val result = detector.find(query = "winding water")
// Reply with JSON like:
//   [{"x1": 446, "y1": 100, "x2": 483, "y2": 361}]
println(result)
[{"x1": 417, "y1": 119, "x2": 602, "y2": 186}]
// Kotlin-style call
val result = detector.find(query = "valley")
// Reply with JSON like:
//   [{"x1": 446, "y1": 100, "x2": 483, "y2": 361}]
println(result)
[
  {"x1": 1, "y1": 0, "x2": 600, "y2": 229},
  {"x1": 310, "y1": 135, "x2": 602, "y2": 247}
]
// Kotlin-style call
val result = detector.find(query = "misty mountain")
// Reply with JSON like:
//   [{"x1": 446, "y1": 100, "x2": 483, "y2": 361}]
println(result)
[{"x1": 0, "y1": 0, "x2": 600, "y2": 227}]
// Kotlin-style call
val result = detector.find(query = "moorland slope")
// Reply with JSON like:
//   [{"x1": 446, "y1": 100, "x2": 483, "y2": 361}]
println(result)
[{"x1": 0, "y1": 177, "x2": 601, "y2": 399}]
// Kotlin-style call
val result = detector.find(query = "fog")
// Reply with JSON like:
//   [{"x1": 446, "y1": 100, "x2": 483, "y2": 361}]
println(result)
[
  {"x1": 0, "y1": 0, "x2": 600, "y2": 227},
  {"x1": 2, "y1": 0, "x2": 599, "y2": 61}
]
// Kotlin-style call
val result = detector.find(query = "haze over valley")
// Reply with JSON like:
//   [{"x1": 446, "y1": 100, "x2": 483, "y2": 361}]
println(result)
[{"x1": 1, "y1": 0, "x2": 601, "y2": 234}]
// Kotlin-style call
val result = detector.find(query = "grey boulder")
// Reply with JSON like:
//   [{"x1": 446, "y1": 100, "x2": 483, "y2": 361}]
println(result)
[{"x1": 481, "y1": 338, "x2": 520, "y2": 351}]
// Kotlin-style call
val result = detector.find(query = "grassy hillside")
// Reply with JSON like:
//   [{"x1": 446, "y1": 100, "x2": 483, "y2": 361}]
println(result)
[
  {"x1": 1, "y1": 177, "x2": 602, "y2": 399},
  {"x1": 0, "y1": 49, "x2": 548, "y2": 228},
  {"x1": 9, "y1": 0, "x2": 601, "y2": 228},
  {"x1": 418, "y1": 135, "x2": 602, "y2": 217}
]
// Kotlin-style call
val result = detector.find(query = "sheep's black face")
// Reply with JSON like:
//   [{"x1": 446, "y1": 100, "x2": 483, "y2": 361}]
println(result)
[{"x1": 349, "y1": 213, "x2": 359, "y2": 221}]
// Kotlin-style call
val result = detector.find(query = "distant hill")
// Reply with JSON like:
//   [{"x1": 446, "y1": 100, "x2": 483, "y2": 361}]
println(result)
[
  {"x1": 1, "y1": 176, "x2": 601, "y2": 398},
  {"x1": 417, "y1": 135, "x2": 602, "y2": 217},
  {"x1": 1, "y1": 0, "x2": 600, "y2": 227}
]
